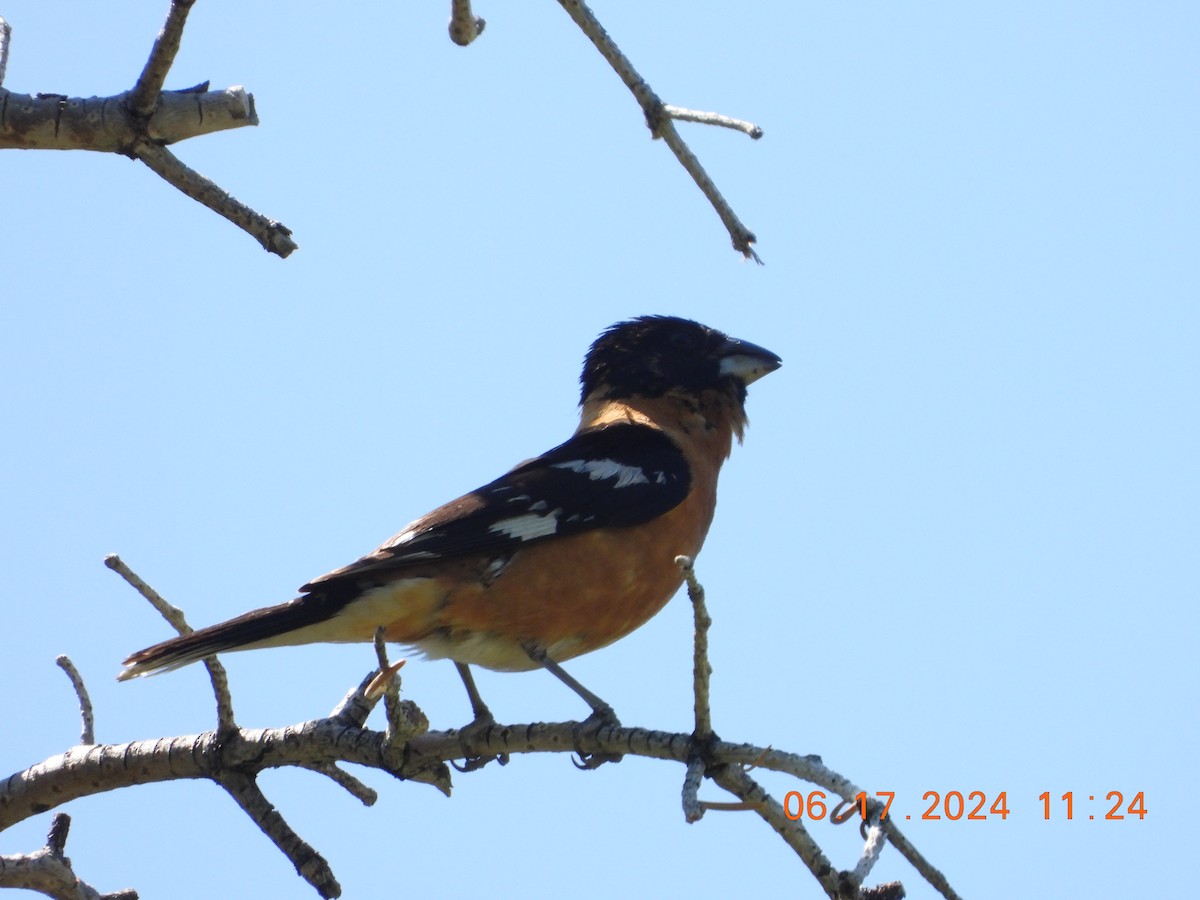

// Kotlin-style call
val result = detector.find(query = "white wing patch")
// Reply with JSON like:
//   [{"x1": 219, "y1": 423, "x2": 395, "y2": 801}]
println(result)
[
  {"x1": 488, "y1": 510, "x2": 561, "y2": 541},
  {"x1": 381, "y1": 527, "x2": 418, "y2": 549},
  {"x1": 551, "y1": 458, "x2": 652, "y2": 488}
]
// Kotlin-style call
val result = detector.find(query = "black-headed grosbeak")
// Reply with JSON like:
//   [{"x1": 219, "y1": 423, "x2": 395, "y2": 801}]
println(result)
[{"x1": 120, "y1": 316, "x2": 780, "y2": 723}]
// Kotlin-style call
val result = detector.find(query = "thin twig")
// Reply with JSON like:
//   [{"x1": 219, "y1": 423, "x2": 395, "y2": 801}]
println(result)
[
  {"x1": 557, "y1": 0, "x2": 661, "y2": 114},
  {"x1": 45, "y1": 813, "x2": 71, "y2": 857},
  {"x1": 104, "y1": 554, "x2": 237, "y2": 735},
  {"x1": 707, "y1": 764, "x2": 841, "y2": 898},
  {"x1": 676, "y1": 555, "x2": 713, "y2": 739},
  {"x1": 448, "y1": 0, "x2": 486, "y2": 46},
  {"x1": 128, "y1": 0, "x2": 196, "y2": 116},
  {"x1": 131, "y1": 142, "x2": 299, "y2": 257},
  {"x1": 851, "y1": 821, "x2": 888, "y2": 887},
  {"x1": 678, "y1": 554, "x2": 713, "y2": 823},
  {"x1": 217, "y1": 771, "x2": 340, "y2": 900},
  {"x1": 369, "y1": 630, "x2": 427, "y2": 750},
  {"x1": 329, "y1": 673, "x2": 381, "y2": 727},
  {"x1": 556, "y1": 0, "x2": 761, "y2": 259},
  {"x1": 0, "y1": 17, "x2": 12, "y2": 88},
  {"x1": 656, "y1": 120, "x2": 760, "y2": 261},
  {"x1": 681, "y1": 756, "x2": 705, "y2": 823},
  {"x1": 55, "y1": 655, "x2": 95, "y2": 745},
  {"x1": 104, "y1": 554, "x2": 188, "y2": 630},
  {"x1": 372, "y1": 628, "x2": 402, "y2": 737},
  {"x1": 882, "y1": 817, "x2": 963, "y2": 900},
  {"x1": 663, "y1": 104, "x2": 763, "y2": 139},
  {"x1": 299, "y1": 763, "x2": 378, "y2": 807},
  {"x1": 0, "y1": 813, "x2": 140, "y2": 899}
]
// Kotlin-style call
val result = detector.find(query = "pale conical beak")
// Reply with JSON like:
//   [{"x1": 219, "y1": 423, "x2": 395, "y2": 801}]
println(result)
[{"x1": 718, "y1": 337, "x2": 782, "y2": 384}]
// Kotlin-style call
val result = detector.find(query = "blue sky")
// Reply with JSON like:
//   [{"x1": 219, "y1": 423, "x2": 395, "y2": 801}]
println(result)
[{"x1": 2, "y1": 2, "x2": 1196, "y2": 898}]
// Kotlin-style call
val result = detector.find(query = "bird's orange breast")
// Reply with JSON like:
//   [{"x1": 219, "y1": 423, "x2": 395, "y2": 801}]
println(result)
[{"x1": 343, "y1": 475, "x2": 715, "y2": 671}]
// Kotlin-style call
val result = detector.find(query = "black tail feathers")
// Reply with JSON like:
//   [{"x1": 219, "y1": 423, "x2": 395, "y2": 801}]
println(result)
[{"x1": 118, "y1": 594, "x2": 340, "y2": 680}]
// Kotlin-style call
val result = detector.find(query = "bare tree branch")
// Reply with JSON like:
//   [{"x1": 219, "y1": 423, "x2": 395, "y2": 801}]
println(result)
[
  {"x1": 0, "y1": 712, "x2": 962, "y2": 899},
  {"x1": 298, "y1": 763, "x2": 378, "y2": 807},
  {"x1": 54, "y1": 656, "x2": 95, "y2": 746},
  {"x1": 707, "y1": 763, "x2": 842, "y2": 896},
  {"x1": 131, "y1": 142, "x2": 298, "y2": 257},
  {"x1": 851, "y1": 820, "x2": 889, "y2": 889},
  {"x1": 662, "y1": 104, "x2": 763, "y2": 139},
  {"x1": 0, "y1": 5, "x2": 296, "y2": 257},
  {"x1": 555, "y1": 0, "x2": 762, "y2": 260},
  {"x1": 678, "y1": 555, "x2": 713, "y2": 739},
  {"x1": 882, "y1": 817, "x2": 963, "y2": 900},
  {"x1": 677, "y1": 554, "x2": 712, "y2": 823},
  {"x1": 217, "y1": 769, "x2": 340, "y2": 899},
  {"x1": 128, "y1": 0, "x2": 195, "y2": 116},
  {"x1": 0, "y1": 813, "x2": 138, "y2": 899},
  {"x1": 0, "y1": 562, "x2": 962, "y2": 900},
  {"x1": 9, "y1": 2, "x2": 762, "y2": 260},
  {"x1": 0, "y1": 85, "x2": 257, "y2": 151},
  {"x1": 104, "y1": 555, "x2": 237, "y2": 736}
]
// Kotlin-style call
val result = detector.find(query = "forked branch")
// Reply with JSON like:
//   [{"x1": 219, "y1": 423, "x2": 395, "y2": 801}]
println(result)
[
  {"x1": 0, "y1": 4, "x2": 296, "y2": 257},
  {"x1": 447, "y1": 1, "x2": 764, "y2": 259},
  {"x1": 555, "y1": 0, "x2": 763, "y2": 260},
  {"x1": 0, "y1": 813, "x2": 138, "y2": 899}
]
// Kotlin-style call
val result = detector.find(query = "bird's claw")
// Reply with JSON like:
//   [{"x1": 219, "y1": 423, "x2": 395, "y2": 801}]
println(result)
[
  {"x1": 571, "y1": 706, "x2": 623, "y2": 769},
  {"x1": 453, "y1": 711, "x2": 510, "y2": 772},
  {"x1": 452, "y1": 752, "x2": 509, "y2": 772}
]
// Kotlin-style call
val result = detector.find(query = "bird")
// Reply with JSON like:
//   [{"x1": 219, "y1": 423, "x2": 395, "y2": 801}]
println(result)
[{"x1": 119, "y1": 315, "x2": 780, "y2": 727}]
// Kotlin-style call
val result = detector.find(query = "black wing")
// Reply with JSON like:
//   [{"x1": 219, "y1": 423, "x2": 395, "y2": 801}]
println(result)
[{"x1": 302, "y1": 423, "x2": 691, "y2": 590}]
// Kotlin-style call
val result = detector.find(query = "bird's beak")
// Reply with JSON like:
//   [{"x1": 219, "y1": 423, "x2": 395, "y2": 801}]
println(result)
[{"x1": 718, "y1": 337, "x2": 782, "y2": 385}]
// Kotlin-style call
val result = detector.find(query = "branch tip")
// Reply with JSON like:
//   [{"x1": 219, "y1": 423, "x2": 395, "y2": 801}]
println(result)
[
  {"x1": 662, "y1": 104, "x2": 763, "y2": 140},
  {"x1": 329, "y1": 673, "x2": 382, "y2": 726},
  {"x1": 556, "y1": 0, "x2": 761, "y2": 256},
  {"x1": 303, "y1": 763, "x2": 378, "y2": 807},
  {"x1": 449, "y1": 0, "x2": 486, "y2": 46},
  {"x1": 681, "y1": 756, "x2": 705, "y2": 823},
  {"x1": 46, "y1": 813, "x2": 71, "y2": 856},
  {"x1": 218, "y1": 770, "x2": 341, "y2": 898},
  {"x1": 55, "y1": 655, "x2": 96, "y2": 744},
  {"x1": 107, "y1": 553, "x2": 236, "y2": 732},
  {"x1": 132, "y1": 142, "x2": 298, "y2": 257}
]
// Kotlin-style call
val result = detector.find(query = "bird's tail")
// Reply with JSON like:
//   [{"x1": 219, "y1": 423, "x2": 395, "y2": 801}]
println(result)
[{"x1": 118, "y1": 594, "x2": 341, "y2": 681}]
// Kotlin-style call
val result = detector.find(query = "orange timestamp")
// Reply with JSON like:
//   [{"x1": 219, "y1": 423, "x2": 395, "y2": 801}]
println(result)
[{"x1": 781, "y1": 790, "x2": 1148, "y2": 823}]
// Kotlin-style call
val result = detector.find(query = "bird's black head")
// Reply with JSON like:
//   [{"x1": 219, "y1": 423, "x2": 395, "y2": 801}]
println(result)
[{"x1": 581, "y1": 315, "x2": 781, "y2": 404}]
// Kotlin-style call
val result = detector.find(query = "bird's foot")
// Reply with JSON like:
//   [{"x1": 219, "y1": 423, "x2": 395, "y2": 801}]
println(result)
[
  {"x1": 572, "y1": 705, "x2": 623, "y2": 770},
  {"x1": 452, "y1": 710, "x2": 510, "y2": 772}
]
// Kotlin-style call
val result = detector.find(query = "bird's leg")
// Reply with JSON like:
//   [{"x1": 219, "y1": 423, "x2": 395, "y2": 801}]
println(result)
[
  {"x1": 455, "y1": 662, "x2": 494, "y2": 725},
  {"x1": 523, "y1": 644, "x2": 622, "y2": 768},
  {"x1": 452, "y1": 662, "x2": 507, "y2": 772},
  {"x1": 524, "y1": 647, "x2": 618, "y2": 724}
]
